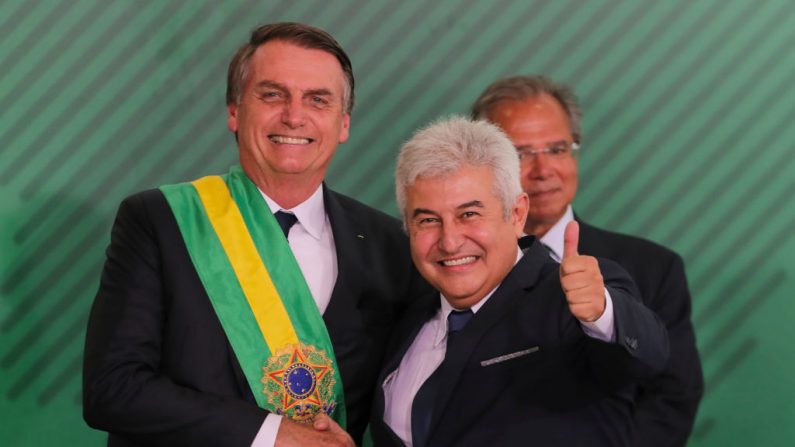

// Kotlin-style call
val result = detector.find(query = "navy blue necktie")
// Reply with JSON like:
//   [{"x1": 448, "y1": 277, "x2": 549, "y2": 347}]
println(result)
[
  {"x1": 411, "y1": 309, "x2": 474, "y2": 447},
  {"x1": 446, "y1": 309, "x2": 474, "y2": 342},
  {"x1": 274, "y1": 211, "x2": 297, "y2": 239}
]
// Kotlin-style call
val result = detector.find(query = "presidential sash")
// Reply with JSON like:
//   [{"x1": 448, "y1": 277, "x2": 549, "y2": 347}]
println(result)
[{"x1": 160, "y1": 166, "x2": 346, "y2": 426}]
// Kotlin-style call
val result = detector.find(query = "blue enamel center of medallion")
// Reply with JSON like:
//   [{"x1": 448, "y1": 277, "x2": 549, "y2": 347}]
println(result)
[{"x1": 284, "y1": 363, "x2": 316, "y2": 399}]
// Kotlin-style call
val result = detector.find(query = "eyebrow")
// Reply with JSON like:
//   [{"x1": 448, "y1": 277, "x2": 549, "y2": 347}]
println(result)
[
  {"x1": 410, "y1": 200, "x2": 484, "y2": 218},
  {"x1": 304, "y1": 88, "x2": 334, "y2": 98},
  {"x1": 253, "y1": 81, "x2": 335, "y2": 99},
  {"x1": 515, "y1": 140, "x2": 569, "y2": 150},
  {"x1": 254, "y1": 80, "x2": 287, "y2": 92},
  {"x1": 411, "y1": 208, "x2": 436, "y2": 218},
  {"x1": 457, "y1": 200, "x2": 484, "y2": 209}
]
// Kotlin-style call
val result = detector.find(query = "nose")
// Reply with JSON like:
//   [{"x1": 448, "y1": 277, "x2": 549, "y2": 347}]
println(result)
[
  {"x1": 526, "y1": 153, "x2": 553, "y2": 178},
  {"x1": 280, "y1": 97, "x2": 306, "y2": 128},
  {"x1": 438, "y1": 221, "x2": 464, "y2": 254}
]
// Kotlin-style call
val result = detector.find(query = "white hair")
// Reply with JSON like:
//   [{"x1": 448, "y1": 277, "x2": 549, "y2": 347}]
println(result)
[{"x1": 395, "y1": 116, "x2": 522, "y2": 225}]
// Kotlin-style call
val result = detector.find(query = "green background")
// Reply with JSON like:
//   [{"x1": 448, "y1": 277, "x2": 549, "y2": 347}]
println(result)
[{"x1": 2, "y1": 0, "x2": 794, "y2": 445}]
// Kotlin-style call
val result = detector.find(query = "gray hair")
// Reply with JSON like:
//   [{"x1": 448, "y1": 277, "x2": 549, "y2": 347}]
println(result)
[
  {"x1": 395, "y1": 116, "x2": 522, "y2": 224},
  {"x1": 470, "y1": 75, "x2": 582, "y2": 143}
]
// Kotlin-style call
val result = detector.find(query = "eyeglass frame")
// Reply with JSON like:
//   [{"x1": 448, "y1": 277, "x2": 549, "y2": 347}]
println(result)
[{"x1": 515, "y1": 141, "x2": 580, "y2": 163}]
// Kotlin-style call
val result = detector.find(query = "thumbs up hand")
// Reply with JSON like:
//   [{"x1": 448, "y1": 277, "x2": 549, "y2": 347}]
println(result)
[{"x1": 559, "y1": 221, "x2": 606, "y2": 322}]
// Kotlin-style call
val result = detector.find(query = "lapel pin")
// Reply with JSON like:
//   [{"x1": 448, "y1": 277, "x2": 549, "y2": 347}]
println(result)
[{"x1": 356, "y1": 234, "x2": 365, "y2": 239}]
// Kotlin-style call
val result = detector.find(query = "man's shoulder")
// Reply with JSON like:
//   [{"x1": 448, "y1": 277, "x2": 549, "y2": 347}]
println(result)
[
  {"x1": 115, "y1": 188, "x2": 172, "y2": 219},
  {"x1": 123, "y1": 187, "x2": 168, "y2": 203},
  {"x1": 325, "y1": 188, "x2": 403, "y2": 231},
  {"x1": 578, "y1": 219, "x2": 682, "y2": 262},
  {"x1": 107, "y1": 189, "x2": 183, "y2": 244}
]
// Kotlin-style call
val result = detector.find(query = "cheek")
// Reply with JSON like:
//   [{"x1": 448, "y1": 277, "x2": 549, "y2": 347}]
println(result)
[
  {"x1": 471, "y1": 226, "x2": 493, "y2": 242},
  {"x1": 466, "y1": 225, "x2": 498, "y2": 251},
  {"x1": 562, "y1": 160, "x2": 578, "y2": 180},
  {"x1": 410, "y1": 231, "x2": 436, "y2": 260},
  {"x1": 562, "y1": 165, "x2": 578, "y2": 191},
  {"x1": 519, "y1": 165, "x2": 533, "y2": 181}
]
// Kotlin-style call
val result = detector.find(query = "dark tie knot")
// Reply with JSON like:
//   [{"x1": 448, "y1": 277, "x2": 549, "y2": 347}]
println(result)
[
  {"x1": 447, "y1": 309, "x2": 474, "y2": 334},
  {"x1": 274, "y1": 211, "x2": 298, "y2": 238}
]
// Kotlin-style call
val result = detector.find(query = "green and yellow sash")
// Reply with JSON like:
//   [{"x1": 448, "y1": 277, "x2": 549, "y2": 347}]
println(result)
[{"x1": 160, "y1": 166, "x2": 346, "y2": 426}]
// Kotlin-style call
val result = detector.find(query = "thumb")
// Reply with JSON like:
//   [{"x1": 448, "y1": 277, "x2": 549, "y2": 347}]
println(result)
[
  {"x1": 563, "y1": 220, "x2": 579, "y2": 259},
  {"x1": 313, "y1": 414, "x2": 331, "y2": 431}
]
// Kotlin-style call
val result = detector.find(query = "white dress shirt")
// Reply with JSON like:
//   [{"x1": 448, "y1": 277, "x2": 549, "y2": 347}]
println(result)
[{"x1": 252, "y1": 185, "x2": 337, "y2": 447}]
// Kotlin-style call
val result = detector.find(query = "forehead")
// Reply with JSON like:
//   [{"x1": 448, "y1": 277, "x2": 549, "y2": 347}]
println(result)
[
  {"x1": 487, "y1": 94, "x2": 572, "y2": 143},
  {"x1": 407, "y1": 165, "x2": 499, "y2": 209},
  {"x1": 246, "y1": 40, "x2": 346, "y2": 93}
]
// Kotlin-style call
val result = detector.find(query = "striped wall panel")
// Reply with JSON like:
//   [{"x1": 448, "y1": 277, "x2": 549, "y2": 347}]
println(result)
[{"x1": 1, "y1": 1, "x2": 793, "y2": 445}]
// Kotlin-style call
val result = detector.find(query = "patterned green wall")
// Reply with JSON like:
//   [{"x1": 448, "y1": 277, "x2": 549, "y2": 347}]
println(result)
[{"x1": 1, "y1": 0, "x2": 793, "y2": 445}]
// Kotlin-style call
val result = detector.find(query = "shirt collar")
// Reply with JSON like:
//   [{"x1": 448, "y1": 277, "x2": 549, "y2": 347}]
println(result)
[
  {"x1": 431, "y1": 247, "x2": 524, "y2": 346},
  {"x1": 259, "y1": 185, "x2": 326, "y2": 240},
  {"x1": 539, "y1": 205, "x2": 573, "y2": 262}
]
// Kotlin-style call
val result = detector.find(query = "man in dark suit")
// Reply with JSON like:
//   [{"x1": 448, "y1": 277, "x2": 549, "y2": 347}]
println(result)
[
  {"x1": 471, "y1": 75, "x2": 703, "y2": 446},
  {"x1": 83, "y1": 23, "x2": 425, "y2": 447},
  {"x1": 370, "y1": 117, "x2": 669, "y2": 446}
]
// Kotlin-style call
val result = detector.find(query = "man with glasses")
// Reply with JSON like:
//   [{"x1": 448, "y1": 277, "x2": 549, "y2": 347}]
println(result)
[{"x1": 471, "y1": 75, "x2": 703, "y2": 446}]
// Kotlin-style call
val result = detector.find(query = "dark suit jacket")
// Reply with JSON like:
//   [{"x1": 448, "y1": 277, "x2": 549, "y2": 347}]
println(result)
[
  {"x1": 577, "y1": 219, "x2": 703, "y2": 446},
  {"x1": 370, "y1": 238, "x2": 670, "y2": 447},
  {"x1": 83, "y1": 186, "x2": 426, "y2": 446}
]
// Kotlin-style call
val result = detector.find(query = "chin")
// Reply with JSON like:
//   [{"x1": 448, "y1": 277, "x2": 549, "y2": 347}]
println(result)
[
  {"x1": 442, "y1": 289, "x2": 479, "y2": 305},
  {"x1": 534, "y1": 208, "x2": 564, "y2": 221}
]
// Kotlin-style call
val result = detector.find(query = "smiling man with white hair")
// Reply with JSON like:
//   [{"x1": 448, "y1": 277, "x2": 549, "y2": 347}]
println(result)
[{"x1": 369, "y1": 116, "x2": 670, "y2": 446}]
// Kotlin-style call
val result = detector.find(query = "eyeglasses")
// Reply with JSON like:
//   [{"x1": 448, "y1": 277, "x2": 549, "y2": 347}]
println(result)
[{"x1": 516, "y1": 142, "x2": 579, "y2": 164}]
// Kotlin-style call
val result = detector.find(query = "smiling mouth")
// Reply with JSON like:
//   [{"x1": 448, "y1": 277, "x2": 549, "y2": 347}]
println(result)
[
  {"x1": 440, "y1": 256, "x2": 478, "y2": 267},
  {"x1": 529, "y1": 188, "x2": 558, "y2": 197},
  {"x1": 269, "y1": 135, "x2": 313, "y2": 145}
]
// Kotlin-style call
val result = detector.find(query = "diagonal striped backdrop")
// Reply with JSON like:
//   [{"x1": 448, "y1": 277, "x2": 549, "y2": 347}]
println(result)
[{"x1": 1, "y1": 0, "x2": 794, "y2": 445}]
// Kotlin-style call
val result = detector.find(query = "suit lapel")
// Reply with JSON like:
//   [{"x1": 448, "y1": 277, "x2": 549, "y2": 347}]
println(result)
[
  {"x1": 381, "y1": 296, "x2": 439, "y2": 378},
  {"x1": 427, "y1": 240, "x2": 553, "y2": 443},
  {"x1": 372, "y1": 294, "x2": 439, "y2": 442},
  {"x1": 320, "y1": 187, "x2": 366, "y2": 325}
]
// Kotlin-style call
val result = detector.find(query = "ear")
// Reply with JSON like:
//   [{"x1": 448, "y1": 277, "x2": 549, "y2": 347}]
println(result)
[
  {"x1": 338, "y1": 113, "x2": 351, "y2": 144},
  {"x1": 512, "y1": 193, "x2": 529, "y2": 237},
  {"x1": 227, "y1": 103, "x2": 238, "y2": 133}
]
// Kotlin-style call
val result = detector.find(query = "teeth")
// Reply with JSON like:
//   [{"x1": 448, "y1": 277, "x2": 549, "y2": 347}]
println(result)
[
  {"x1": 442, "y1": 256, "x2": 476, "y2": 266},
  {"x1": 270, "y1": 135, "x2": 311, "y2": 144}
]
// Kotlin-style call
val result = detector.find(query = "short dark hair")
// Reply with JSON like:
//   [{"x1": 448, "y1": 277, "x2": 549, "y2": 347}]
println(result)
[
  {"x1": 226, "y1": 22, "x2": 355, "y2": 114},
  {"x1": 471, "y1": 75, "x2": 582, "y2": 143}
]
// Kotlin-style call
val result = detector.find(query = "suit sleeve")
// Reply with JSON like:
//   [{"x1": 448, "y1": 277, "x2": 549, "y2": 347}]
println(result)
[
  {"x1": 83, "y1": 193, "x2": 267, "y2": 446},
  {"x1": 591, "y1": 258, "x2": 670, "y2": 379},
  {"x1": 631, "y1": 254, "x2": 704, "y2": 446}
]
